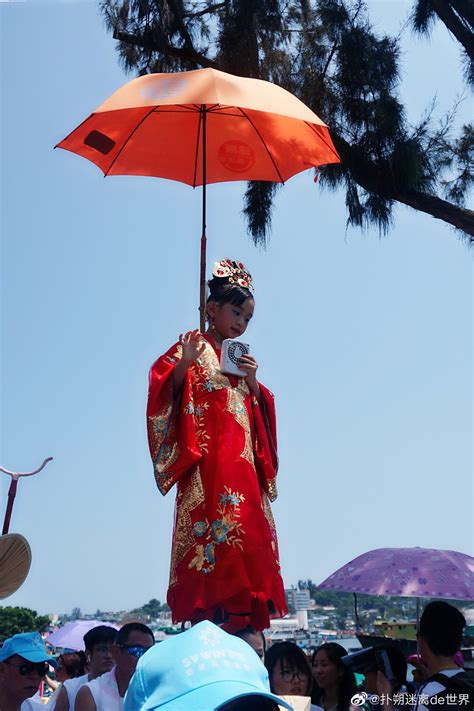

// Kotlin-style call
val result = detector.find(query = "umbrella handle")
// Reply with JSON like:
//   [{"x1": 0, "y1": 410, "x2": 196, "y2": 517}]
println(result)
[{"x1": 1, "y1": 457, "x2": 53, "y2": 534}]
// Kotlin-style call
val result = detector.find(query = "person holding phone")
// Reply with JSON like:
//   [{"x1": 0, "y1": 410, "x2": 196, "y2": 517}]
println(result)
[{"x1": 146, "y1": 258, "x2": 287, "y2": 631}]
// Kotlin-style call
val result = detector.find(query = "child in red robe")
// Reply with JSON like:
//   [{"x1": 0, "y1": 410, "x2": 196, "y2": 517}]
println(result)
[{"x1": 147, "y1": 259, "x2": 287, "y2": 630}]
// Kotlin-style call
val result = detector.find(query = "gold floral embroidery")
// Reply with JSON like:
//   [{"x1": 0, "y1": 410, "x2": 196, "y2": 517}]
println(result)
[
  {"x1": 148, "y1": 382, "x2": 181, "y2": 495},
  {"x1": 195, "y1": 341, "x2": 229, "y2": 392},
  {"x1": 155, "y1": 471, "x2": 175, "y2": 496},
  {"x1": 225, "y1": 386, "x2": 254, "y2": 467},
  {"x1": 194, "y1": 402, "x2": 210, "y2": 453},
  {"x1": 261, "y1": 490, "x2": 281, "y2": 568},
  {"x1": 189, "y1": 487, "x2": 246, "y2": 574},
  {"x1": 266, "y1": 477, "x2": 278, "y2": 502},
  {"x1": 169, "y1": 466, "x2": 205, "y2": 587}
]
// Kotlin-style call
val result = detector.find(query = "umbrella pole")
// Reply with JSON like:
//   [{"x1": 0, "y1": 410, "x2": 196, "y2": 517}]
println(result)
[
  {"x1": 2, "y1": 478, "x2": 18, "y2": 535},
  {"x1": 353, "y1": 592, "x2": 362, "y2": 633},
  {"x1": 199, "y1": 107, "x2": 207, "y2": 333}
]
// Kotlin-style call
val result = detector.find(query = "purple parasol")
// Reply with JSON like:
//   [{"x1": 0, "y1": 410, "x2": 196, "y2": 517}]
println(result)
[
  {"x1": 318, "y1": 547, "x2": 474, "y2": 600},
  {"x1": 47, "y1": 620, "x2": 119, "y2": 651}
]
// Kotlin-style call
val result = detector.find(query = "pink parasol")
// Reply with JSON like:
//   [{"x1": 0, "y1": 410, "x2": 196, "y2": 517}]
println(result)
[
  {"x1": 47, "y1": 620, "x2": 119, "y2": 651},
  {"x1": 318, "y1": 547, "x2": 474, "y2": 601}
]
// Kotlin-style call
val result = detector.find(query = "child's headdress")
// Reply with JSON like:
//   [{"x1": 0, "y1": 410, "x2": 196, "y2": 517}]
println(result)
[{"x1": 212, "y1": 258, "x2": 254, "y2": 291}]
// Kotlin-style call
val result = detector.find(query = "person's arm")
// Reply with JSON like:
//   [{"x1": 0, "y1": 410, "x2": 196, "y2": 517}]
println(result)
[
  {"x1": 45, "y1": 674, "x2": 59, "y2": 691},
  {"x1": 54, "y1": 685, "x2": 70, "y2": 711},
  {"x1": 171, "y1": 330, "x2": 206, "y2": 396},
  {"x1": 74, "y1": 686, "x2": 96, "y2": 711}
]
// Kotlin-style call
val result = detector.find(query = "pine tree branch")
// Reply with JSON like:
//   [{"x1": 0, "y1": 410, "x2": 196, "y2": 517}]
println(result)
[
  {"x1": 183, "y1": 2, "x2": 226, "y2": 18},
  {"x1": 449, "y1": 0, "x2": 474, "y2": 31},
  {"x1": 393, "y1": 190, "x2": 474, "y2": 236},
  {"x1": 430, "y1": 0, "x2": 474, "y2": 60},
  {"x1": 113, "y1": 30, "x2": 219, "y2": 68},
  {"x1": 332, "y1": 132, "x2": 474, "y2": 238}
]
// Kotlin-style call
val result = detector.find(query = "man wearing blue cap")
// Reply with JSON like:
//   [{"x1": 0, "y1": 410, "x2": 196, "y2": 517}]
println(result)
[
  {"x1": 0, "y1": 631, "x2": 56, "y2": 711},
  {"x1": 124, "y1": 621, "x2": 293, "y2": 710}
]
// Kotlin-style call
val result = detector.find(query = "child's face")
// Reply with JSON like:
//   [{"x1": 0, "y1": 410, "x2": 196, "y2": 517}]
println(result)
[{"x1": 213, "y1": 298, "x2": 254, "y2": 339}]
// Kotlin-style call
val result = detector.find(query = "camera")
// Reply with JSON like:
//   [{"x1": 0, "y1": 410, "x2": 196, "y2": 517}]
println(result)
[{"x1": 341, "y1": 647, "x2": 394, "y2": 682}]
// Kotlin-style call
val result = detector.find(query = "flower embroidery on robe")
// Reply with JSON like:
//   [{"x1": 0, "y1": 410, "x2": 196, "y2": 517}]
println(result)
[{"x1": 188, "y1": 487, "x2": 246, "y2": 574}]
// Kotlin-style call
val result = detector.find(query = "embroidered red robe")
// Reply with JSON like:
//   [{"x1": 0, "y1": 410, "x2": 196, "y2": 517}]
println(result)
[{"x1": 146, "y1": 335, "x2": 287, "y2": 630}]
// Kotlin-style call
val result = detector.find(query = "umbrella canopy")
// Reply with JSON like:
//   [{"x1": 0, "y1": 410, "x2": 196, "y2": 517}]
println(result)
[
  {"x1": 318, "y1": 547, "x2": 474, "y2": 601},
  {"x1": 57, "y1": 67, "x2": 340, "y2": 330},
  {"x1": 47, "y1": 619, "x2": 119, "y2": 651},
  {"x1": 0, "y1": 533, "x2": 31, "y2": 599},
  {"x1": 57, "y1": 68, "x2": 339, "y2": 185}
]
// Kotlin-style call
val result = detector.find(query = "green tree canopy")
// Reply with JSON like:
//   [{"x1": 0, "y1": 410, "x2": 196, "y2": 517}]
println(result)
[
  {"x1": 0, "y1": 606, "x2": 50, "y2": 642},
  {"x1": 128, "y1": 598, "x2": 170, "y2": 620},
  {"x1": 101, "y1": 0, "x2": 473, "y2": 242}
]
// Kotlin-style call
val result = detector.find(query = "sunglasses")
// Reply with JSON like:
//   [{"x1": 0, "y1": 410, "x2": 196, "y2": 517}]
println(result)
[
  {"x1": 118, "y1": 644, "x2": 152, "y2": 658},
  {"x1": 4, "y1": 659, "x2": 49, "y2": 677}
]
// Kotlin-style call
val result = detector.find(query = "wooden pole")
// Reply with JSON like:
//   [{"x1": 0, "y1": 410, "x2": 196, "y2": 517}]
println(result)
[{"x1": 199, "y1": 106, "x2": 207, "y2": 332}]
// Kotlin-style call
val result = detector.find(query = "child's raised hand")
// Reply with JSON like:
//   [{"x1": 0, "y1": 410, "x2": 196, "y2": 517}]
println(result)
[{"x1": 179, "y1": 330, "x2": 206, "y2": 364}]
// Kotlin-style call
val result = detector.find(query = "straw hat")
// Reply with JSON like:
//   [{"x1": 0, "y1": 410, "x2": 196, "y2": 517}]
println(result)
[{"x1": 0, "y1": 533, "x2": 32, "y2": 599}]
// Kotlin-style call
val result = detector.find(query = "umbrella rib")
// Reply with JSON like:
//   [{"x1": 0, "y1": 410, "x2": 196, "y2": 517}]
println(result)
[
  {"x1": 193, "y1": 109, "x2": 203, "y2": 189},
  {"x1": 304, "y1": 121, "x2": 341, "y2": 162},
  {"x1": 237, "y1": 108, "x2": 284, "y2": 183},
  {"x1": 104, "y1": 106, "x2": 159, "y2": 177},
  {"x1": 153, "y1": 107, "x2": 199, "y2": 114}
]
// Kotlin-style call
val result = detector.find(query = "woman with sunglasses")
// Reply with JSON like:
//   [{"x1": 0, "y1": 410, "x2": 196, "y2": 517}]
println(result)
[
  {"x1": 0, "y1": 631, "x2": 56, "y2": 711},
  {"x1": 265, "y1": 641, "x2": 319, "y2": 707}
]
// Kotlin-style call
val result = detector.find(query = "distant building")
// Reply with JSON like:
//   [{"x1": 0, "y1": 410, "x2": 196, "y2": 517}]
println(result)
[{"x1": 285, "y1": 588, "x2": 311, "y2": 614}]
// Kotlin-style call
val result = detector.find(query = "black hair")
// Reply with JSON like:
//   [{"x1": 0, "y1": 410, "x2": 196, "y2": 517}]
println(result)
[
  {"x1": 83, "y1": 625, "x2": 117, "y2": 651},
  {"x1": 233, "y1": 626, "x2": 266, "y2": 652},
  {"x1": 58, "y1": 651, "x2": 87, "y2": 679},
  {"x1": 265, "y1": 641, "x2": 313, "y2": 696},
  {"x1": 419, "y1": 601, "x2": 466, "y2": 656},
  {"x1": 311, "y1": 642, "x2": 357, "y2": 711},
  {"x1": 116, "y1": 622, "x2": 154, "y2": 646},
  {"x1": 207, "y1": 276, "x2": 253, "y2": 308}
]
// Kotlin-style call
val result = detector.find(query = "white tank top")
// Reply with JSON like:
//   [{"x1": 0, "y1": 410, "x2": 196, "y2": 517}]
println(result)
[
  {"x1": 64, "y1": 673, "x2": 90, "y2": 705},
  {"x1": 86, "y1": 667, "x2": 123, "y2": 710}
]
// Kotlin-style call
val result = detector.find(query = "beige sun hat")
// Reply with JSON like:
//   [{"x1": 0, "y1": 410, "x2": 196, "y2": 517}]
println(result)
[{"x1": 0, "y1": 533, "x2": 32, "y2": 599}]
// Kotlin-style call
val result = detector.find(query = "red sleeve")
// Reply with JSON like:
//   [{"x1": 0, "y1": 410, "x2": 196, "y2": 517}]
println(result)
[
  {"x1": 146, "y1": 343, "x2": 202, "y2": 495},
  {"x1": 252, "y1": 382, "x2": 279, "y2": 501}
]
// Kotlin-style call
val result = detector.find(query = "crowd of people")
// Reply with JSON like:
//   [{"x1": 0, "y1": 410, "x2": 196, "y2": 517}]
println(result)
[{"x1": 0, "y1": 601, "x2": 472, "y2": 711}]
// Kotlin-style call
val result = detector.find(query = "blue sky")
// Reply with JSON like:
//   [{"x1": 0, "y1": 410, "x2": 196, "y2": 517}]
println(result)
[{"x1": 1, "y1": 1, "x2": 472, "y2": 615}]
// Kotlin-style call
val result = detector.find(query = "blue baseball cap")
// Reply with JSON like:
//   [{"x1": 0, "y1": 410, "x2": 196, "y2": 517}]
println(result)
[
  {"x1": 0, "y1": 632, "x2": 56, "y2": 667},
  {"x1": 124, "y1": 621, "x2": 293, "y2": 710}
]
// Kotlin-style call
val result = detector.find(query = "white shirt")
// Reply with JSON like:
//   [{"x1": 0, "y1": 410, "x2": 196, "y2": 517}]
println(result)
[
  {"x1": 85, "y1": 668, "x2": 123, "y2": 711},
  {"x1": 64, "y1": 673, "x2": 90, "y2": 706},
  {"x1": 21, "y1": 700, "x2": 44, "y2": 710}
]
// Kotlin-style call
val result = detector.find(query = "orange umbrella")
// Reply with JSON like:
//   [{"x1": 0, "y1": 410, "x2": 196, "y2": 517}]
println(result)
[{"x1": 57, "y1": 68, "x2": 340, "y2": 329}]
